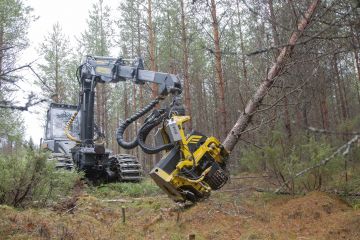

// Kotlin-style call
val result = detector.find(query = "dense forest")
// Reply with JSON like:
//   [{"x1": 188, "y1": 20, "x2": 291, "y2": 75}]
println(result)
[
  {"x1": 1, "y1": 0, "x2": 360, "y2": 239},
  {"x1": 1, "y1": 0, "x2": 360, "y2": 218}
]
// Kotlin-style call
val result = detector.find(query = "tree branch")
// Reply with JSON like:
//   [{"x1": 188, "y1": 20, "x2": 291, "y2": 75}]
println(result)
[
  {"x1": 0, "y1": 93, "x2": 47, "y2": 111},
  {"x1": 274, "y1": 135, "x2": 360, "y2": 193}
]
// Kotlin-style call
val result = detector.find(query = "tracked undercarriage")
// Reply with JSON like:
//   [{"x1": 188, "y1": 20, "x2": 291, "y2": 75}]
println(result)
[
  {"x1": 108, "y1": 154, "x2": 143, "y2": 181},
  {"x1": 47, "y1": 152, "x2": 74, "y2": 170}
]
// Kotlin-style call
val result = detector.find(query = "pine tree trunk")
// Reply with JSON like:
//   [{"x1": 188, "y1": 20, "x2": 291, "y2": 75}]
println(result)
[
  {"x1": 0, "y1": 24, "x2": 3, "y2": 77},
  {"x1": 147, "y1": 0, "x2": 159, "y2": 167},
  {"x1": 210, "y1": 0, "x2": 227, "y2": 139},
  {"x1": 319, "y1": 70, "x2": 329, "y2": 130},
  {"x1": 236, "y1": 0, "x2": 248, "y2": 85},
  {"x1": 179, "y1": 0, "x2": 192, "y2": 130},
  {"x1": 137, "y1": 12, "x2": 145, "y2": 169},
  {"x1": 268, "y1": 0, "x2": 280, "y2": 54},
  {"x1": 268, "y1": 0, "x2": 292, "y2": 139},
  {"x1": 54, "y1": 45, "x2": 60, "y2": 103},
  {"x1": 147, "y1": 0, "x2": 157, "y2": 97},
  {"x1": 132, "y1": 85, "x2": 138, "y2": 157},
  {"x1": 354, "y1": 49, "x2": 360, "y2": 106},
  {"x1": 123, "y1": 85, "x2": 129, "y2": 154},
  {"x1": 333, "y1": 55, "x2": 347, "y2": 121},
  {"x1": 223, "y1": 0, "x2": 320, "y2": 152}
]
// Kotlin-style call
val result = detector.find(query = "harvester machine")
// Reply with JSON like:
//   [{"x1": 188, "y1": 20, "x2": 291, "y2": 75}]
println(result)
[{"x1": 43, "y1": 55, "x2": 230, "y2": 202}]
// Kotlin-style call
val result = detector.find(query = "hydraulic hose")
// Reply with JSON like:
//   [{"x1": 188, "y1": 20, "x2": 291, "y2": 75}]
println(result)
[
  {"x1": 116, "y1": 97, "x2": 161, "y2": 149},
  {"x1": 137, "y1": 111, "x2": 175, "y2": 154},
  {"x1": 65, "y1": 111, "x2": 81, "y2": 144}
]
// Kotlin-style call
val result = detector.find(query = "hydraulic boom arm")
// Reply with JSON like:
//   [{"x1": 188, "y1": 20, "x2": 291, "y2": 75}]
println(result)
[{"x1": 81, "y1": 56, "x2": 182, "y2": 95}]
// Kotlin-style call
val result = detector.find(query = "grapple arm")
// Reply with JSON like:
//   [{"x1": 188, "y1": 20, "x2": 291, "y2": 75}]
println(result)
[{"x1": 81, "y1": 56, "x2": 182, "y2": 96}]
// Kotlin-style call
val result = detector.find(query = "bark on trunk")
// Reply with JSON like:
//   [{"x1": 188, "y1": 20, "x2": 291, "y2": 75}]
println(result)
[
  {"x1": 132, "y1": 84, "x2": 138, "y2": 157},
  {"x1": 210, "y1": 0, "x2": 227, "y2": 139},
  {"x1": 333, "y1": 55, "x2": 347, "y2": 121},
  {"x1": 320, "y1": 70, "x2": 330, "y2": 130},
  {"x1": 283, "y1": 95, "x2": 292, "y2": 139},
  {"x1": 223, "y1": 0, "x2": 320, "y2": 152},
  {"x1": 0, "y1": 25, "x2": 3, "y2": 77},
  {"x1": 123, "y1": 85, "x2": 129, "y2": 154},
  {"x1": 268, "y1": 0, "x2": 280, "y2": 54},
  {"x1": 236, "y1": 0, "x2": 249, "y2": 86},
  {"x1": 147, "y1": 0, "x2": 157, "y2": 97},
  {"x1": 354, "y1": 49, "x2": 360, "y2": 106},
  {"x1": 180, "y1": 0, "x2": 192, "y2": 130}
]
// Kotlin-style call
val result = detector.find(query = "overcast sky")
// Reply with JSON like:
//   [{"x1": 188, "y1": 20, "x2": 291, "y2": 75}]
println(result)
[{"x1": 20, "y1": 0, "x2": 95, "y2": 144}]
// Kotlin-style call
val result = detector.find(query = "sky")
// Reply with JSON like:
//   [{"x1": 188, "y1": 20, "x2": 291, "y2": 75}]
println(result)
[{"x1": 20, "y1": 0, "x2": 94, "y2": 144}]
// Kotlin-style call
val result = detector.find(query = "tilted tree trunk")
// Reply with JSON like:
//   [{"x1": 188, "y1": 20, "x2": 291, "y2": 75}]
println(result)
[
  {"x1": 222, "y1": 0, "x2": 321, "y2": 153},
  {"x1": 210, "y1": 0, "x2": 227, "y2": 139}
]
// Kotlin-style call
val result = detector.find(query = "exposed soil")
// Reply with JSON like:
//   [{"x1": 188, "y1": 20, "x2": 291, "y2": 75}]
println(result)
[{"x1": 1, "y1": 179, "x2": 360, "y2": 239}]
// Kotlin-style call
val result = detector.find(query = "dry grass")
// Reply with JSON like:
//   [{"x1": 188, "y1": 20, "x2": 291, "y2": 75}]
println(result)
[{"x1": 1, "y1": 177, "x2": 360, "y2": 239}]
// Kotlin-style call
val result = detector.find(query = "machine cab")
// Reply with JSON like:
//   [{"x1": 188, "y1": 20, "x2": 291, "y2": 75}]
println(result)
[{"x1": 43, "y1": 103, "x2": 80, "y2": 155}]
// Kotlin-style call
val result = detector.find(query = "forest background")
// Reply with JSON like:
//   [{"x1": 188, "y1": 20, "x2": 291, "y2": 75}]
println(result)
[{"x1": 1, "y1": 0, "x2": 360, "y2": 198}]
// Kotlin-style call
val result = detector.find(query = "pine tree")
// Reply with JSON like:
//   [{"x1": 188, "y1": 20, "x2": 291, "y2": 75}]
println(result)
[
  {"x1": 0, "y1": 0, "x2": 33, "y2": 107},
  {"x1": 37, "y1": 23, "x2": 71, "y2": 103}
]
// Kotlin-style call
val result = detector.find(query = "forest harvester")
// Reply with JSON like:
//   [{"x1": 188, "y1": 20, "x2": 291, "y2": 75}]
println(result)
[{"x1": 42, "y1": 56, "x2": 229, "y2": 202}]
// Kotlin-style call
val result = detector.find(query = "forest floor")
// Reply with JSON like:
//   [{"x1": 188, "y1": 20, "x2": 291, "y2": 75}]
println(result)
[{"x1": 1, "y1": 176, "x2": 360, "y2": 240}]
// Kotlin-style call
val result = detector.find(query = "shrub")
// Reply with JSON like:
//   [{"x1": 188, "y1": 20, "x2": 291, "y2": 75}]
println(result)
[
  {"x1": 0, "y1": 148, "x2": 82, "y2": 207},
  {"x1": 240, "y1": 133, "x2": 345, "y2": 194}
]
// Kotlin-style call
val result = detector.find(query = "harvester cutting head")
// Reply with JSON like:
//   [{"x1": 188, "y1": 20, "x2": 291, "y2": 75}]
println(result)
[
  {"x1": 116, "y1": 94, "x2": 229, "y2": 203},
  {"x1": 148, "y1": 115, "x2": 229, "y2": 203}
]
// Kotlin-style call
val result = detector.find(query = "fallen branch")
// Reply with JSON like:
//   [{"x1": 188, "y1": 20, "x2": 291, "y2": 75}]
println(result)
[
  {"x1": 101, "y1": 199, "x2": 132, "y2": 203},
  {"x1": 327, "y1": 190, "x2": 360, "y2": 197},
  {"x1": 222, "y1": 186, "x2": 291, "y2": 195},
  {"x1": 274, "y1": 135, "x2": 360, "y2": 193},
  {"x1": 307, "y1": 126, "x2": 360, "y2": 136},
  {"x1": 230, "y1": 175, "x2": 270, "y2": 179}
]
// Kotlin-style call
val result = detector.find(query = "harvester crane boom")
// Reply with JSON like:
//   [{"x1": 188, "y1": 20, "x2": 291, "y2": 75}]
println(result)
[{"x1": 52, "y1": 55, "x2": 229, "y2": 202}]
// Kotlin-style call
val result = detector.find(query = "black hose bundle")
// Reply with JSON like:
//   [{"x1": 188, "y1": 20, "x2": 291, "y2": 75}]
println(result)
[
  {"x1": 116, "y1": 98, "x2": 161, "y2": 149},
  {"x1": 137, "y1": 109, "x2": 175, "y2": 154}
]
